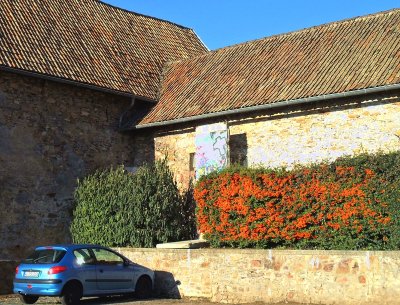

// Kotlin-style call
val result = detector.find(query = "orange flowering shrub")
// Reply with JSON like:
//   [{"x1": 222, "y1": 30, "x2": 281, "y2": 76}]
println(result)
[{"x1": 195, "y1": 152, "x2": 400, "y2": 249}]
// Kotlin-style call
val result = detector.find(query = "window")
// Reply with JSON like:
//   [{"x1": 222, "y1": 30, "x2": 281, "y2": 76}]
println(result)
[
  {"x1": 74, "y1": 248, "x2": 95, "y2": 265},
  {"x1": 22, "y1": 249, "x2": 66, "y2": 264},
  {"x1": 92, "y1": 248, "x2": 124, "y2": 265},
  {"x1": 229, "y1": 133, "x2": 248, "y2": 166}
]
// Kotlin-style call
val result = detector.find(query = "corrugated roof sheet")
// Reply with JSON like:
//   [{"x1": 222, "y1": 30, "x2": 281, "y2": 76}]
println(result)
[
  {"x1": 0, "y1": 0, "x2": 207, "y2": 99},
  {"x1": 139, "y1": 9, "x2": 400, "y2": 126}
]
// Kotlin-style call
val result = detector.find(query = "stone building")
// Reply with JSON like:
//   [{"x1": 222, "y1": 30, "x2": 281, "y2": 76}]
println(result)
[
  {"x1": 130, "y1": 9, "x2": 400, "y2": 189},
  {"x1": 0, "y1": 0, "x2": 206, "y2": 259},
  {"x1": 0, "y1": 0, "x2": 399, "y2": 259}
]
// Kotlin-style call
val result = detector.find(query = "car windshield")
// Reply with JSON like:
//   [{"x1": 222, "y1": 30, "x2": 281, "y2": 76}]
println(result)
[{"x1": 22, "y1": 249, "x2": 66, "y2": 264}]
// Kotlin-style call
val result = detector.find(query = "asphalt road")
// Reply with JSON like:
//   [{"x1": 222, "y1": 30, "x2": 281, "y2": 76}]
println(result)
[
  {"x1": 0, "y1": 296, "x2": 186, "y2": 305},
  {"x1": 0, "y1": 295, "x2": 303, "y2": 305},
  {"x1": 0, "y1": 296, "x2": 183, "y2": 305}
]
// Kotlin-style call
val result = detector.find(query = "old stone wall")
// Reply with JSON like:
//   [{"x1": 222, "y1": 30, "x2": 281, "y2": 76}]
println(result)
[
  {"x1": 0, "y1": 260, "x2": 18, "y2": 294},
  {"x1": 0, "y1": 70, "x2": 135, "y2": 259},
  {"x1": 153, "y1": 92, "x2": 400, "y2": 188},
  {"x1": 153, "y1": 128, "x2": 196, "y2": 190},
  {"x1": 230, "y1": 94, "x2": 400, "y2": 168},
  {"x1": 118, "y1": 248, "x2": 400, "y2": 305}
]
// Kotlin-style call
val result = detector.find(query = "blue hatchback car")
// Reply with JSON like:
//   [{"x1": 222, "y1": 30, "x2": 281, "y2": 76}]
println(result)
[{"x1": 14, "y1": 244, "x2": 154, "y2": 305}]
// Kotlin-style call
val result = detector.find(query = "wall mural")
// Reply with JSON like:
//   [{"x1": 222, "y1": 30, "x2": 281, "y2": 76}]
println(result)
[{"x1": 195, "y1": 122, "x2": 229, "y2": 179}]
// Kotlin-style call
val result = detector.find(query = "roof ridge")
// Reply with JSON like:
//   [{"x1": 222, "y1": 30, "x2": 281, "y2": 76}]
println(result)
[
  {"x1": 97, "y1": 0, "x2": 193, "y2": 31},
  {"x1": 212, "y1": 8, "x2": 400, "y2": 53},
  {"x1": 168, "y1": 7, "x2": 400, "y2": 65}
]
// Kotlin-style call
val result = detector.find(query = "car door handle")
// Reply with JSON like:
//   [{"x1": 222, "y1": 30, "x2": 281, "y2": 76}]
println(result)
[{"x1": 99, "y1": 269, "x2": 104, "y2": 273}]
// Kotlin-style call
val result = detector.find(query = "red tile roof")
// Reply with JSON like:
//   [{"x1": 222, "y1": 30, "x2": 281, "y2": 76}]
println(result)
[
  {"x1": 139, "y1": 9, "x2": 400, "y2": 126},
  {"x1": 0, "y1": 0, "x2": 207, "y2": 100}
]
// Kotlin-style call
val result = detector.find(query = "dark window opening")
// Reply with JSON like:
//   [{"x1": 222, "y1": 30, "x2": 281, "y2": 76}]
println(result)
[
  {"x1": 189, "y1": 152, "x2": 195, "y2": 171},
  {"x1": 229, "y1": 133, "x2": 248, "y2": 166}
]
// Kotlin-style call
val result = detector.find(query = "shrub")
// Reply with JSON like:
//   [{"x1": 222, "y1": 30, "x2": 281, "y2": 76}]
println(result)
[
  {"x1": 194, "y1": 151, "x2": 400, "y2": 250},
  {"x1": 71, "y1": 160, "x2": 196, "y2": 247}
]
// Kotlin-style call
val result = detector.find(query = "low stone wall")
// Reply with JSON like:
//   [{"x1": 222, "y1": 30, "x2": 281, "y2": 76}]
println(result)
[
  {"x1": 117, "y1": 248, "x2": 400, "y2": 305},
  {"x1": 0, "y1": 260, "x2": 18, "y2": 294}
]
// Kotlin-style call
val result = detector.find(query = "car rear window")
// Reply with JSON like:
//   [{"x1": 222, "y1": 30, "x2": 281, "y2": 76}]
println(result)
[{"x1": 22, "y1": 249, "x2": 66, "y2": 264}]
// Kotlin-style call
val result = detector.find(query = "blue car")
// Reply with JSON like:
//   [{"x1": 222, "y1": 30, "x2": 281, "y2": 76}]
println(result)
[{"x1": 14, "y1": 244, "x2": 154, "y2": 305}]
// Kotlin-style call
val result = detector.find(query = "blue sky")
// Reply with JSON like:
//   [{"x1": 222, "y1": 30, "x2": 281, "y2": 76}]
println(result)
[{"x1": 102, "y1": 1, "x2": 399, "y2": 50}]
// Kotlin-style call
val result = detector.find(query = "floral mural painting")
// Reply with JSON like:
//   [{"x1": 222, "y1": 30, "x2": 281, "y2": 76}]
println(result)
[{"x1": 195, "y1": 123, "x2": 229, "y2": 179}]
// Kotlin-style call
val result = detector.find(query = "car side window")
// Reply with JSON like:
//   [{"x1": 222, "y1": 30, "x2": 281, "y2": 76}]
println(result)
[
  {"x1": 92, "y1": 248, "x2": 124, "y2": 265},
  {"x1": 74, "y1": 249, "x2": 95, "y2": 265}
]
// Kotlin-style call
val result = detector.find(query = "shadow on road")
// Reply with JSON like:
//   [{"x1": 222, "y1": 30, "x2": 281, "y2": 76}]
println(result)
[
  {"x1": 80, "y1": 296, "x2": 155, "y2": 305},
  {"x1": 154, "y1": 271, "x2": 181, "y2": 299}
]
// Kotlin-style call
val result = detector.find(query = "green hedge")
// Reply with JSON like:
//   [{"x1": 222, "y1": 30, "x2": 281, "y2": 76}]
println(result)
[
  {"x1": 194, "y1": 151, "x2": 400, "y2": 250},
  {"x1": 71, "y1": 160, "x2": 196, "y2": 247}
]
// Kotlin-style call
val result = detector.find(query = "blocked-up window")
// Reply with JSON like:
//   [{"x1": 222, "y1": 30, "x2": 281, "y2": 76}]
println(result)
[{"x1": 195, "y1": 123, "x2": 229, "y2": 179}]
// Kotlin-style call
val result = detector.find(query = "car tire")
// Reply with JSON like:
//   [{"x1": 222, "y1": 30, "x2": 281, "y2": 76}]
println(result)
[
  {"x1": 60, "y1": 282, "x2": 82, "y2": 305},
  {"x1": 135, "y1": 276, "x2": 153, "y2": 299},
  {"x1": 19, "y1": 295, "x2": 39, "y2": 304}
]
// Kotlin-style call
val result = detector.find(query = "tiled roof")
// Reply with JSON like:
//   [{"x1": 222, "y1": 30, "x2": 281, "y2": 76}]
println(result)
[
  {"x1": 0, "y1": 0, "x2": 207, "y2": 100},
  {"x1": 139, "y1": 9, "x2": 400, "y2": 126}
]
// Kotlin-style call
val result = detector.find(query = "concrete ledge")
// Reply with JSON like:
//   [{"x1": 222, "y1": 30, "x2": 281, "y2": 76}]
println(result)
[{"x1": 156, "y1": 240, "x2": 210, "y2": 249}]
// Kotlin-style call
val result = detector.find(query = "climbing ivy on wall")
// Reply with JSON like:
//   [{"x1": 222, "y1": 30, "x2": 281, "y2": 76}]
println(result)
[{"x1": 194, "y1": 151, "x2": 400, "y2": 250}]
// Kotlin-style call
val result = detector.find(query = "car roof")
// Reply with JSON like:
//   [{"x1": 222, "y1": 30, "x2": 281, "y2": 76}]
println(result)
[{"x1": 35, "y1": 244, "x2": 107, "y2": 251}]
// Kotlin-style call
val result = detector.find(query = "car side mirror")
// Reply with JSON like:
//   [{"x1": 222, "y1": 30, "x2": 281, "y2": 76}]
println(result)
[{"x1": 123, "y1": 260, "x2": 130, "y2": 267}]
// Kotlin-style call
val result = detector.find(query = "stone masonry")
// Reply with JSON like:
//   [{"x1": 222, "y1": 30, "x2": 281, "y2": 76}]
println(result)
[
  {"x1": 153, "y1": 129, "x2": 196, "y2": 190},
  {"x1": 0, "y1": 260, "x2": 18, "y2": 294},
  {"x1": 0, "y1": 70, "x2": 135, "y2": 259},
  {"x1": 118, "y1": 247, "x2": 400, "y2": 305},
  {"x1": 152, "y1": 92, "x2": 400, "y2": 188}
]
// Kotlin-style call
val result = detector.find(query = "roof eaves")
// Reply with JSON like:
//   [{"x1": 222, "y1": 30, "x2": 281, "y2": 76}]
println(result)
[
  {"x1": 0, "y1": 65, "x2": 159, "y2": 101},
  {"x1": 131, "y1": 83, "x2": 400, "y2": 130}
]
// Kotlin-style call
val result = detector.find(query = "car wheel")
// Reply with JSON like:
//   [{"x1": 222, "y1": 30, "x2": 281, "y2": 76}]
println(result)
[
  {"x1": 60, "y1": 282, "x2": 82, "y2": 305},
  {"x1": 19, "y1": 295, "x2": 39, "y2": 304},
  {"x1": 135, "y1": 276, "x2": 152, "y2": 299}
]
